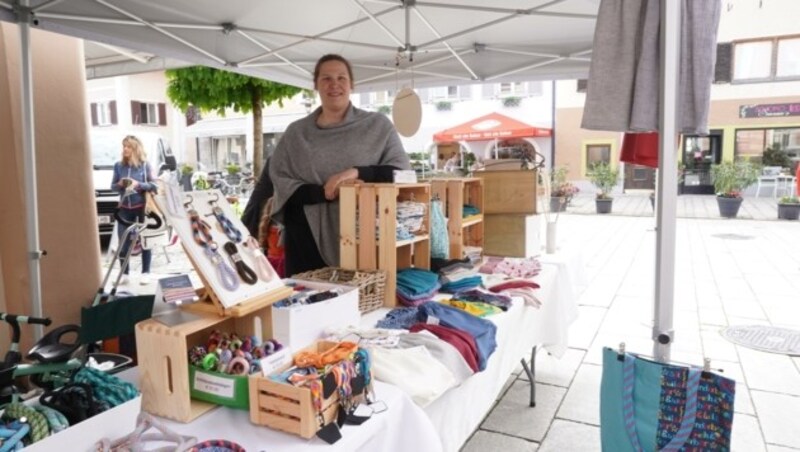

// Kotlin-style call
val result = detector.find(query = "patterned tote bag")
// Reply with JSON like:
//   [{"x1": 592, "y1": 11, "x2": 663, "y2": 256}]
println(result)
[{"x1": 600, "y1": 347, "x2": 735, "y2": 451}]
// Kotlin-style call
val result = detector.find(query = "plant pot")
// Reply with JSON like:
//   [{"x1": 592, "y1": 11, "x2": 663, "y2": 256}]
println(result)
[
  {"x1": 549, "y1": 196, "x2": 567, "y2": 213},
  {"x1": 595, "y1": 198, "x2": 613, "y2": 214},
  {"x1": 778, "y1": 203, "x2": 800, "y2": 220},
  {"x1": 716, "y1": 196, "x2": 742, "y2": 218}
]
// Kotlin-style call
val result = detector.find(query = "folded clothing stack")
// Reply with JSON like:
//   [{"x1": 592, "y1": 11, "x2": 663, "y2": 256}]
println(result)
[
  {"x1": 396, "y1": 268, "x2": 441, "y2": 306},
  {"x1": 462, "y1": 204, "x2": 480, "y2": 217}
]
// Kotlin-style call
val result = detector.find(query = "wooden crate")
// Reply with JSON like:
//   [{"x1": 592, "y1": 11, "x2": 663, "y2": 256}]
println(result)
[
  {"x1": 134, "y1": 294, "x2": 287, "y2": 423},
  {"x1": 475, "y1": 169, "x2": 538, "y2": 214},
  {"x1": 430, "y1": 178, "x2": 484, "y2": 259},
  {"x1": 483, "y1": 214, "x2": 541, "y2": 258},
  {"x1": 340, "y1": 183, "x2": 431, "y2": 307},
  {"x1": 248, "y1": 341, "x2": 341, "y2": 438}
]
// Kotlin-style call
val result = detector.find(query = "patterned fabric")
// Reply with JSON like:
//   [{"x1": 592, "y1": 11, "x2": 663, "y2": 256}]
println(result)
[
  {"x1": 656, "y1": 367, "x2": 735, "y2": 450},
  {"x1": 430, "y1": 198, "x2": 449, "y2": 259}
]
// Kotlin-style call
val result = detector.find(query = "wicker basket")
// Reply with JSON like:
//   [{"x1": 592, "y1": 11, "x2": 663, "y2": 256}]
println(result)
[{"x1": 292, "y1": 267, "x2": 387, "y2": 313}]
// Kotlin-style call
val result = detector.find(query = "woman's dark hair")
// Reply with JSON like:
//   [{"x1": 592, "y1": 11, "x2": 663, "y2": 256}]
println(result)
[{"x1": 313, "y1": 54, "x2": 354, "y2": 88}]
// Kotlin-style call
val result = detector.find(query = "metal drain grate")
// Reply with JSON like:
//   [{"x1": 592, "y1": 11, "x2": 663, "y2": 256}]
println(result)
[
  {"x1": 720, "y1": 325, "x2": 800, "y2": 356},
  {"x1": 711, "y1": 233, "x2": 754, "y2": 240}
]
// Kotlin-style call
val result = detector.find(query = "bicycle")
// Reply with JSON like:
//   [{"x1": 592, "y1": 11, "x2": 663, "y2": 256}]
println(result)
[{"x1": 0, "y1": 314, "x2": 83, "y2": 407}]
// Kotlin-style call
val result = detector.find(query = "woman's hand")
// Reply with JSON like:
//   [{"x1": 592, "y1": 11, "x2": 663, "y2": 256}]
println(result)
[{"x1": 324, "y1": 168, "x2": 358, "y2": 200}]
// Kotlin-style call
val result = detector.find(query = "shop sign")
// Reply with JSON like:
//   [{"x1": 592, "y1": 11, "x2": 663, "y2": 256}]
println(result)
[{"x1": 739, "y1": 103, "x2": 800, "y2": 118}]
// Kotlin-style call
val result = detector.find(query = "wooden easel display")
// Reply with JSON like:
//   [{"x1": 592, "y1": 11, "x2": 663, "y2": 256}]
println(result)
[{"x1": 138, "y1": 190, "x2": 293, "y2": 422}]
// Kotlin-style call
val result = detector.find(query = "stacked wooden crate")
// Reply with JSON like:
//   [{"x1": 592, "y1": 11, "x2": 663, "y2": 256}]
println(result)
[
  {"x1": 474, "y1": 169, "x2": 541, "y2": 257},
  {"x1": 429, "y1": 177, "x2": 484, "y2": 259}
]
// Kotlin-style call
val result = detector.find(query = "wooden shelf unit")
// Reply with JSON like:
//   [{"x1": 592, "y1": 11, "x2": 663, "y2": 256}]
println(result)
[
  {"x1": 430, "y1": 177, "x2": 485, "y2": 259},
  {"x1": 340, "y1": 183, "x2": 431, "y2": 307}
]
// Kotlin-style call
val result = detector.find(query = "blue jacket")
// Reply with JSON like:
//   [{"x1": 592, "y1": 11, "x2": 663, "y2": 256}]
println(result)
[{"x1": 111, "y1": 161, "x2": 156, "y2": 209}]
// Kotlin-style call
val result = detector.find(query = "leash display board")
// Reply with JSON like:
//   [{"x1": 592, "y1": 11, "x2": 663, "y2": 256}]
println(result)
[{"x1": 155, "y1": 190, "x2": 291, "y2": 315}]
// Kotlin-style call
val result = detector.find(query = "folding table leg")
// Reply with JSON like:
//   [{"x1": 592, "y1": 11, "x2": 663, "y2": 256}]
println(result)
[{"x1": 519, "y1": 345, "x2": 537, "y2": 407}]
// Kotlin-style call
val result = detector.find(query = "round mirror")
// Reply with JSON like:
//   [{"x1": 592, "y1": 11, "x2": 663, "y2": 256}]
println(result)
[{"x1": 392, "y1": 87, "x2": 422, "y2": 137}]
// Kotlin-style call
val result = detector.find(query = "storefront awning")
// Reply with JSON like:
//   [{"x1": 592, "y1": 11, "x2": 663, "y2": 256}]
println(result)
[{"x1": 433, "y1": 112, "x2": 552, "y2": 143}]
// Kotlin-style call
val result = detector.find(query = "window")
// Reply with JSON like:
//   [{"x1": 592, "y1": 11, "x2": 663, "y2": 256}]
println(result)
[
  {"x1": 735, "y1": 127, "x2": 800, "y2": 159},
  {"x1": 429, "y1": 85, "x2": 459, "y2": 100},
  {"x1": 131, "y1": 101, "x2": 167, "y2": 126},
  {"x1": 586, "y1": 144, "x2": 611, "y2": 170},
  {"x1": 372, "y1": 90, "x2": 393, "y2": 105},
  {"x1": 499, "y1": 82, "x2": 524, "y2": 96},
  {"x1": 733, "y1": 35, "x2": 800, "y2": 82},
  {"x1": 90, "y1": 101, "x2": 116, "y2": 126}
]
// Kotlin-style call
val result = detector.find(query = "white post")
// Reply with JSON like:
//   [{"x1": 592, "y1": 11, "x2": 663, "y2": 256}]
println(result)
[
  {"x1": 653, "y1": 0, "x2": 681, "y2": 362},
  {"x1": 19, "y1": 0, "x2": 45, "y2": 339}
]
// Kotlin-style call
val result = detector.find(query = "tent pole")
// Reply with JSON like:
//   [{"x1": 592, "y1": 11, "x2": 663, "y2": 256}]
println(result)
[
  {"x1": 19, "y1": 0, "x2": 45, "y2": 340},
  {"x1": 653, "y1": 0, "x2": 681, "y2": 363}
]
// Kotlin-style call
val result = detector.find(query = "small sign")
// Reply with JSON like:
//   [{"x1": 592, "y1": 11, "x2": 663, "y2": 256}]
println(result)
[
  {"x1": 193, "y1": 371, "x2": 235, "y2": 398},
  {"x1": 260, "y1": 347, "x2": 292, "y2": 377},
  {"x1": 739, "y1": 102, "x2": 800, "y2": 118},
  {"x1": 97, "y1": 215, "x2": 113, "y2": 225},
  {"x1": 393, "y1": 170, "x2": 418, "y2": 184},
  {"x1": 155, "y1": 274, "x2": 197, "y2": 305}
]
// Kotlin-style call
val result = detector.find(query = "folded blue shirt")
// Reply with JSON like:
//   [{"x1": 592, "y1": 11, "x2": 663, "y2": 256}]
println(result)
[{"x1": 417, "y1": 301, "x2": 497, "y2": 371}]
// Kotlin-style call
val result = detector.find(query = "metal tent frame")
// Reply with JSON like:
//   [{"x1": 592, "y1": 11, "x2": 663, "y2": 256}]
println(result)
[{"x1": 3, "y1": 0, "x2": 680, "y2": 364}]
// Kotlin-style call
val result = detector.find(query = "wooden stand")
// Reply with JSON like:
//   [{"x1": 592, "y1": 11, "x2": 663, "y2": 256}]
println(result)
[
  {"x1": 339, "y1": 183, "x2": 431, "y2": 307},
  {"x1": 475, "y1": 169, "x2": 538, "y2": 214},
  {"x1": 430, "y1": 177, "x2": 484, "y2": 259}
]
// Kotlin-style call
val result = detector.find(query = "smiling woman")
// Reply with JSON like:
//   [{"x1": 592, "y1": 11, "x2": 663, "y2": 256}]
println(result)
[{"x1": 268, "y1": 54, "x2": 411, "y2": 276}]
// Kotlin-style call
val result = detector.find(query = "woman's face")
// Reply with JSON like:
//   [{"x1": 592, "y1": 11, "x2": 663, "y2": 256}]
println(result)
[
  {"x1": 315, "y1": 60, "x2": 352, "y2": 112},
  {"x1": 122, "y1": 140, "x2": 133, "y2": 159}
]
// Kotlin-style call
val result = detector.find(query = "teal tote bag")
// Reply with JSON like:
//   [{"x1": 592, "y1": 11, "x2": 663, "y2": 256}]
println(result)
[{"x1": 600, "y1": 347, "x2": 735, "y2": 451}]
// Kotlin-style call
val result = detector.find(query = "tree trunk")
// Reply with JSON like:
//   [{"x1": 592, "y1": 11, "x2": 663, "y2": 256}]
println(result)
[{"x1": 251, "y1": 88, "x2": 264, "y2": 178}]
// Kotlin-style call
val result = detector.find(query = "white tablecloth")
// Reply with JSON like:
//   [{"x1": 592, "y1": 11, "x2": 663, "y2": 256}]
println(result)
[
  {"x1": 116, "y1": 258, "x2": 577, "y2": 452},
  {"x1": 119, "y1": 368, "x2": 442, "y2": 452},
  {"x1": 361, "y1": 263, "x2": 578, "y2": 452}
]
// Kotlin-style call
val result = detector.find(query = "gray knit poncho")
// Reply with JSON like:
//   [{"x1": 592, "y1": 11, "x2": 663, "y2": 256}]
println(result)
[{"x1": 269, "y1": 104, "x2": 411, "y2": 267}]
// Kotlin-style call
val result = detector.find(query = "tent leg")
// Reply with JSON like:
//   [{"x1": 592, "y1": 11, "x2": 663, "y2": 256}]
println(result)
[
  {"x1": 19, "y1": 0, "x2": 45, "y2": 340},
  {"x1": 653, "y1": 0, "x2": 681, "y2": 363}
]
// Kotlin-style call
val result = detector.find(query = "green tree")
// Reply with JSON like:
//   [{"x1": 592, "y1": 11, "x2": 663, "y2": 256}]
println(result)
[{"x1": 165, "y1": 66, "x2": 303, "y2": 177}]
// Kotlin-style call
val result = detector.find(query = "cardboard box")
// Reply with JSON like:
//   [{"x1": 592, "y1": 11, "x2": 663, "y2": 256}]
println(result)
[
  {"x1": 475, "y1": 169, "x2": 538, "y2": 214},
  {"x1": 484, "y1": 214, "x2": 541, "y2": 257},
  {"x1": 271, "y1": 279, "x2": 360, "y2": 351}
]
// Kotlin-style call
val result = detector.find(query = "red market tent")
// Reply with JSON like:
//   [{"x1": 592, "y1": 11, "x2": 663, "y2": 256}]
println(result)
[{"x1": 433, "y1": 112, "x2": 551, "y2": 143}]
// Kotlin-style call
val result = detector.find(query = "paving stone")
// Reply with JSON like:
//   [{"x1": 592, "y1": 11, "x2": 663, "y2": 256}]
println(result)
[
  {"x1": 751, "y1": 391, "x2": 800, "y2": 449},
  {"x1": 519, "y1": 348, "x2": 585, "y2": 388},
  {"x1": 568, "y1": 306, "x2": 607, "y2": 350},
  {"x1": 481, "y1": 381, "x2": 566, "y2": 442},
  {"x1": 538, "y1": 420, "x2": 600, "y2": 452},
  {"x1": 737, "y1": 347, "x2": 800, "y2": 396},
  {"x1": 461, "y1": 430, "x2": 539, "y2": 452},
  {"x1": 556, "y1": 364, "x2": 602, "y2": 426},
  {"x1": 731, "y1": 413, "x2": 767, "y2": 452}
]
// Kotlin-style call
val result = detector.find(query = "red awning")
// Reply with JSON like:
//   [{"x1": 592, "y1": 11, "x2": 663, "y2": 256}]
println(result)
[{"x1": 433, "y1": 112, "x2": 552, "y2": 143}]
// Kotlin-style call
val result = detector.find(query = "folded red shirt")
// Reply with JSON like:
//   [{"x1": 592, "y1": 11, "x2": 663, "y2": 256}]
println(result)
[{"x1": 488, "y1": 280, "x2": 540, "y2": 293}]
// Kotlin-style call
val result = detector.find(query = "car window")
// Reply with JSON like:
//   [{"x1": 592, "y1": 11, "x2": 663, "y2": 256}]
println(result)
[{"x1": 91, "y1": 134, "x2": 118, "y2": 167}]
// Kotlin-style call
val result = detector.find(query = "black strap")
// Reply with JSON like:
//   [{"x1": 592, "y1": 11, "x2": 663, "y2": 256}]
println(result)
[
  {"x1": 40, "y1": 383, "x2": 109, "y2": 425},
  {"x1": 222, "y1": 242, "x2": 258, "y2": 285}
]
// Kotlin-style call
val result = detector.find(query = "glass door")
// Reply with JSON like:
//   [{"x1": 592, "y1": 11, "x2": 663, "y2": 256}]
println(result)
[{"x1": 681, "y1": 130, "x2": 722, "y2": 195}]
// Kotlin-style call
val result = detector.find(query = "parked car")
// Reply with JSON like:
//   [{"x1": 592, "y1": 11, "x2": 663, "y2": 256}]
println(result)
[{"x1": 91, "y1": 131, "x2": 176, "y2": 243}]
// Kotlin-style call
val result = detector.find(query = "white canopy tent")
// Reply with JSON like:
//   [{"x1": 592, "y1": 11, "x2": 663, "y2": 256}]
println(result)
[{"x1": 1, "y1": 0, "x2": 681, "y2": 363}]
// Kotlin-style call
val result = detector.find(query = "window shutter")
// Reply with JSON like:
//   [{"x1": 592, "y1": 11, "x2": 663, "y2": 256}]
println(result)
[
  {"x1": 131, "y1": 101, "x2": 141, "y2": 124},
  {"x1": 109, "y1": 101, "x2": 117, "y2": 125},
  {"x1": 158, "y1": 103, "x2": 167, "y2": 126},
  {"x1": 714, "y1": 42, "x2": 733, "y2": 83},
  {"x1": 90, "y1": 103, "x2": 98, "y2": 126},
  {"x1": 577, "y1": 79, "x2": 588, "y2": 93}
]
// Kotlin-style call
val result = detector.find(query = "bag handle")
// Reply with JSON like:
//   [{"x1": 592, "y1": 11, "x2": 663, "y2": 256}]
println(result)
[{"x1": 621, "y1": 353, "x2": 701, "y2": 452}]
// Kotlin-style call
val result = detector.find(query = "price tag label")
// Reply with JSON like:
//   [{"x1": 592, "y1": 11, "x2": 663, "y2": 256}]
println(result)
[
  {"x1": 193, "y1": 371, "x2": 235, "y2": 398},
  {"x1": 260, "y1": 348, "x2": 292, "y2": 377}
]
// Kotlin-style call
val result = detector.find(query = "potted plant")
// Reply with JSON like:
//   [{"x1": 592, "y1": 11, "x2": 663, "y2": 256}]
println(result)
[
  {"x1": 180, "y1": 163, "x2": 194, "y2": 191},
  {"x1": 225, "y1": 163, "x2": 242, "y2": 185},
  {"x1": 777, "y1": 195, "x2": 800, "y2": 220},
  {"x1": 549, "y1": 166, "x2": 578, "y2": 212},
  {"x1": 710, "y1": 160, "x2": 758, "y2": 218},
  {"x1": 588, "y1": 162, "x2": 619, "y2": 214}
]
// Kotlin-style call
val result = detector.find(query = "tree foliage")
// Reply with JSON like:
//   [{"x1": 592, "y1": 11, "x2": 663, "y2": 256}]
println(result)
[{"x1": 165, "y1": 66, "x2": 303, "y2": 177}]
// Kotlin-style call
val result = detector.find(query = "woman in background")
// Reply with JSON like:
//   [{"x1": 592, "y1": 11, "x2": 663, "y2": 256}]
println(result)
[{"x1": 111, "y1": 135, "x2": 158, "y2": 285}]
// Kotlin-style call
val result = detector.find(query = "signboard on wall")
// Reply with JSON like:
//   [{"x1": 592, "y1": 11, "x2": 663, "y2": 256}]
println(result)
[{"x1": 739, "y1": 103, "x2": 800, "y2": 118}]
